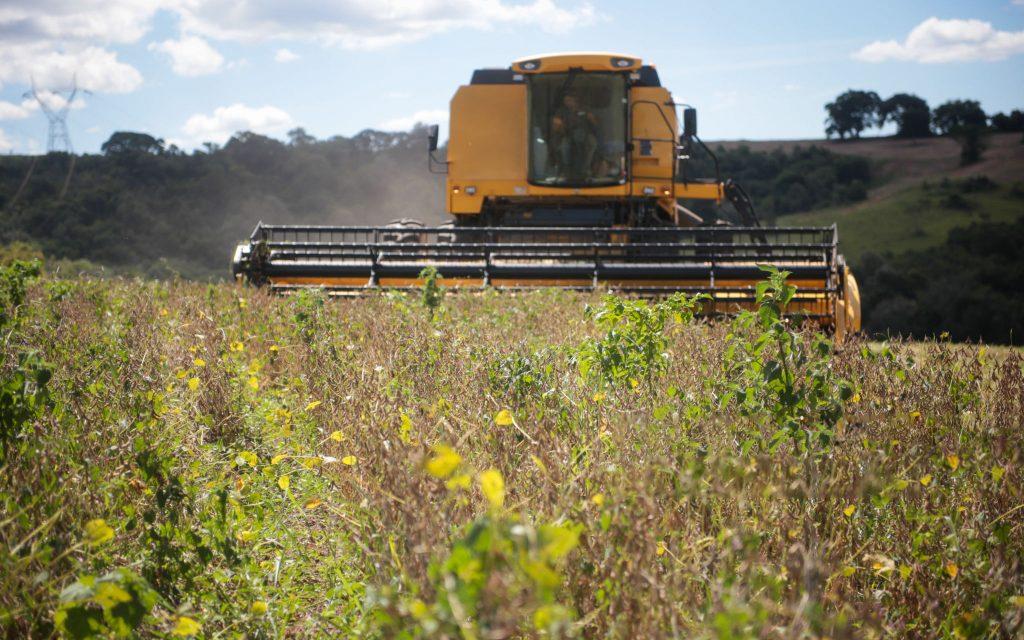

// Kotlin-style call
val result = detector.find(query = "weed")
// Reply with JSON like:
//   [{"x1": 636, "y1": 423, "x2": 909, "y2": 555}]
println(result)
[{"x1": 419, "y1": 266, "x2": 444, "y2": 320}]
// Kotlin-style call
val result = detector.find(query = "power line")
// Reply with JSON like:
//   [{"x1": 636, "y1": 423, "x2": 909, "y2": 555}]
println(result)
[
  {"x1": 21, "y1": 75, "x2": 93, "y2": 200},
  {"x1": 24, "y1": 76, "x2": 89, "y2": 154}
]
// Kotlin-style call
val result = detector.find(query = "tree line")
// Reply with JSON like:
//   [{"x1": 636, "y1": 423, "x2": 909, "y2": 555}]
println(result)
[
  {"x1": 824, "y1": 91, "x2": 1022, "y2": 164},
  {"x1": 0, "y1": 126, "x2": 445, "y2": 280},
  {"x1": 684, "y1": 144, "x2": 870, "y2": 220}
]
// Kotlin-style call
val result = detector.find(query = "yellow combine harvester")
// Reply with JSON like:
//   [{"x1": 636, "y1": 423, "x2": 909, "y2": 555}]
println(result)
[{"x1": 233, "y1": 52, "x2": 861, "y2": 338}]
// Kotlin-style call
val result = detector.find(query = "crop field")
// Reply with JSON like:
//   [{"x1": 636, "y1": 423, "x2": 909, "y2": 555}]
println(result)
[{"x1": 1, "y1": 263, "x2": 1023, "y2": 638}]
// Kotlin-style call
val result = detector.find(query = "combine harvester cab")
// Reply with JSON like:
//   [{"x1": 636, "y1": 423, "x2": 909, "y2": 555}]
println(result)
[{"x1": 232, "y1": 52, "x2": 861, "y2": 339}]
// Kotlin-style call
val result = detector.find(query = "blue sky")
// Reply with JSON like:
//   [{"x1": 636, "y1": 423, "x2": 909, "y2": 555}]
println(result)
[{"x1": 1, "y1": 0, "x2": 1022, "y2": 154}]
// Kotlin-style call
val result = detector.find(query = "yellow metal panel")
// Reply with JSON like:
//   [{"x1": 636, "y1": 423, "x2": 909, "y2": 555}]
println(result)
[
  {"x1": 512, "y1": 52, "x2": 642, "y2": 73},
  {"x1": 673, "y1": 182, "x2": 723, "y2": 200},
  {"x1": 630, "y1": 86, "x2": 676, "y2": 182},
  {"x1": 448, "y1": 84, "x2": 526, "y2": 214},
  {"x1": 844, "y1": 268, "x2": 862, "y2": 332}
]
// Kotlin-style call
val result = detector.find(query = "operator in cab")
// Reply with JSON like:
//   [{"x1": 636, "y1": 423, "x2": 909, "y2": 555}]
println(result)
[{"x1": 550, "y1": 88, "x2": 600, "y2": 183}]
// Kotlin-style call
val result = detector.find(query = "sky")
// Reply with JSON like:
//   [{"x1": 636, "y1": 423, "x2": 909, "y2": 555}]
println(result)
[{"x1": 0, "y1": 0, "x2": 1022, "y2": 154}]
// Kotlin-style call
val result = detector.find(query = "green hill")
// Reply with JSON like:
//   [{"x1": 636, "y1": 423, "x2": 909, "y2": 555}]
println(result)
[{"x1": 784, "y1": 177, "x2": 1024, "y2": 264}]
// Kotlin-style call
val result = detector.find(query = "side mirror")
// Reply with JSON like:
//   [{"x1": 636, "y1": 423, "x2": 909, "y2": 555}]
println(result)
[
  {"x1": 683, "y1": 107, "x2": 697, "y2": 139},
  {"x1": 427, "y1": 124, "x2": 439, "y2": 151}
]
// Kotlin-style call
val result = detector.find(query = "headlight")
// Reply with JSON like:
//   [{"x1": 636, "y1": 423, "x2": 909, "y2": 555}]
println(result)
[{"x1": 611, "y1": 57, "x2": 634, "y2": 69}]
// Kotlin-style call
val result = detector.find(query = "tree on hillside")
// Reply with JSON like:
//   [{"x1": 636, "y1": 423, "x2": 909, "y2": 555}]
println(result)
[
  {"x1": 878, "y1": 93, "x2": 931, "y2": 138},
  {"x1": 990, "y1": 110, "x2": 1024, "y2": 133},
  {"x1": 932, "y1": 100, "x2": 989, "y2": 165},
  {"x1": 824, "y1": 90, "x2": 881, "y2": 140},
  {"x1": 932, "y1": 100, "x2": 987, "y2": 135},
  {"x1": 287, "y1": 127, "x2": 317, "y2": 146},
  {"x1": 102, "y1": 132, "x2": 165, "y2": 155}
]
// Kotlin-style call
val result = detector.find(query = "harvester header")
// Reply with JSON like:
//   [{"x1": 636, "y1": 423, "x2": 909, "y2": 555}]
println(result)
[{"x1": 233, "y1": 52, "x2": 861, "y2": 338}]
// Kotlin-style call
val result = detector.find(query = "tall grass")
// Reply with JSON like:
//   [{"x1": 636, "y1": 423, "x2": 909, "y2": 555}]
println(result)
[{"x1": 1, "y1": 267, "x2": 1021, "y2": 638}]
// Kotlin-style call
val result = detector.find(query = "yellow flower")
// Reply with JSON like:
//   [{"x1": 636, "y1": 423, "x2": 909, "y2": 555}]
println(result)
[
  {"x1": 991, "y1": 466, "x2": 1006, "y2": 483},
  {"x1": 236, "y1": 451, "x2": 257, "y2": 467},
  {"x1": 328, "y1": 430, "x2": 344, "y2": 442},
  {"x1": 277, "y1": 475, "x2": 290, "y2": 491},
  {"x1": 446, "y1": 473, "x2": 471, "y2": 490},
  {"x1": 479, "y1": 469, "x2": 505, "y2": 508},
  {"x1": 305, "y1": 499, "x2": 323, "y2": 510},
  {"x1": 342, "y1": 455, "x2": 357, "y2": 466},
  {"x1": 187, "y1": 377, "x2": 200, "y2": 391},
  {"x1": 93, "y1": 583, "x2": 131, "y2": 608},
  {"x1": 426, "y1": 445, "x2": 462, "y2": 479},
  {"x1": 591, "y1": 493, "x2": 605, "y2": 507},
  {"x1": 656, "y1": 540, "x2": 667, "y2": 556},
  {"x1": 269, "y1": 345, "x2": 279, "y2": 353},
  {"x1": 919, "y1": 474, "x2": 933, "y2": 487},
  {"x1": 230, "y1": 341, "x2": 244, "y2": 352},
  {"x1": 843, "y1": 504, "x2": 857, "y2": 517},
  {"x1": 270, "y1": 453, "x2": 288, "y2": 465},
  {"x1": 945, "y1": 562, "x2": 959, "y2": 579},
  {"x1": 530, "y1": 454, "x2": 547, "y2": 473},
  {"x1": 592, "y1": 392, "x2": 606, "y2": 403},
  {"x1": 193, "y1": 357, "x2": 206, "y2": 367},
  {"x1": 865, "y1": 554, "x2": 895, "y2": 575},
  {"x1": 250, "y1": 601, "x2": 268, "y2": 616},
  {"x1": 171, "y1": 616, "x2": 201, "y2": 637},
  {"x1": 946, "y1": 454, "x2": 960, "y2": 471},
  {"x1": 237, "y1": 297, "x2": 248, "y2": 309},
  {"x1": 494, "y1": 409, "x2": 514, "y2": 426},
  {"x1": 909, "y1": 410, "x2": 921, "y2": 420},
  {"x1": 84, "y1": 519, "x2": 114, "y2": 546},
  {"x1": 305, "y1": 400, "x2": 321, "y2": 411}
]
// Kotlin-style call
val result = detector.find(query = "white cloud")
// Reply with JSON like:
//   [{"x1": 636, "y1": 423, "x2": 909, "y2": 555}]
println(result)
[
  {"x1": 274, "y1": 48, "x2": 299, "y2": 62},
  {"x1": 0, "y1": 129, "x2": 15, "y2": 152},
  {"x1": 180, "y1": 103, "x2": 294, "y2": 146},
  {"x1": 149, "y1": 35, "x2": 226, "y2": 77},
  {"x1": 0, "y1": 45, "x2": 143, "y2": 93},
  {"x1": 783, "y1": 83, "x2": 801, "y2": 92},
  {"x1": 23, "y1": 90, "x2": 88, "y2": 113},
  {"x1": 379, "y1": 109, "x2": 448, "y2": 131},
  {"x1": 0, "y1": 0, "x2": 158, "y2": 45},
  {"x1": 0, "y1": 1, "x2": 153, "y2": 93},
  {"x1": 0, "y1": 99, "x2": 36, "y2": 120},
  {"x1": 176, "y1": 0, "x2": 598, "y2": 49},
  {"x1": 854, "y1": 17, "x2": 1024, "y2": 63},
  {"x1": 0, "y1": 0, "x2": 596, "y2": 101}
]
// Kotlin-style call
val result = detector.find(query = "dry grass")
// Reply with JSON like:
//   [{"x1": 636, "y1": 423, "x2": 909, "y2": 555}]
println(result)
[{"x1": 1, "y1": 275, "x2": 1023, "y2": 638}]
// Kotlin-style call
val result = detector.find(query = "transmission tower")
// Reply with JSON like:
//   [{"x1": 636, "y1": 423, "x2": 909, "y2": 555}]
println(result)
[{"x1": 24, "y1": 76, "x2": 85, "y2": 153}]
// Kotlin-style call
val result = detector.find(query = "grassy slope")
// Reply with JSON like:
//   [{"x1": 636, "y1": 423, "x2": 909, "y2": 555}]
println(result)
[
  {"x1": 2, "y1": 276, "x2": 1023, "y2": 637},
  {"x1": 711, "y1": 133, "x2": 1024, "y2": 263},
  {"x1": 783, "y1": 183, "x2": 1023, "y2": 264}
]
